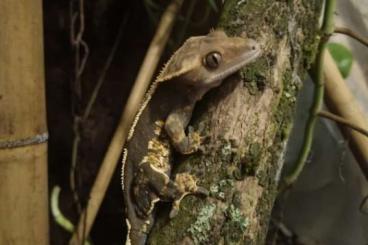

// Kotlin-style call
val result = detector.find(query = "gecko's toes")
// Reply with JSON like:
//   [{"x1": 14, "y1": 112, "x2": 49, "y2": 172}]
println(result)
[
  {"x1": 168, "y1": 186, "x2": 209, "y2": 219},
  {"x1": 188, "y1": 131, "x2": 202, "y2": 151}
]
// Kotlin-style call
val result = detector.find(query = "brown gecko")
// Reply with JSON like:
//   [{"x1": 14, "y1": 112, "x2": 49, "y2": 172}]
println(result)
[{"x1": 121, "y1": 30, "x2": 261, "y2": 245}]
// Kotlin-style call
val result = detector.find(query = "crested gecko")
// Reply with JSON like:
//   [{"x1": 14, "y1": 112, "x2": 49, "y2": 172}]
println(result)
[{"x1": 121, "y1": 30, "x2": 261, "y2": 245}]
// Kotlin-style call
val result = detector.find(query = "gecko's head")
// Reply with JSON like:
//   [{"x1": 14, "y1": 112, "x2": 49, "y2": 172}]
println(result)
[{"x1": 156, "y1": 30, "x2": 261, "y2": 87}]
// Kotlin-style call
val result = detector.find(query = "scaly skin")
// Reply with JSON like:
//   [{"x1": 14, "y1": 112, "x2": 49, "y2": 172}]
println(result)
[{"x1": 122, "y1": 30, "x2": 261, "y2": 245}]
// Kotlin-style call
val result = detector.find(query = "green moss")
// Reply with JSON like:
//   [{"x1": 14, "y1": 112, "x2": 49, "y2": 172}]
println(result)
[
  {"x1": 232, "y1": 191, "x2": 242, "y2": 208},
  {"x1": 264, "y1": 3, "x2": 290, "y2": 40},
  {"x1": 216, "y1": 138, "x2": 244, "y2": 180},
  {"x1": 237, "y1": 142, "x2": 262, "y2": 178},
  {"x1": 187, "y1": 204, "x2": 217, "y2": 244},
  {"x1": 149, "y1": 196, "x2": 208, "y2": 244},
  {"x1": 272, "y1": 68, "x2": 297, "y2": 145},
  {"x1": 248, "y1": 143, "x2": 262, "y2": 170},
  {"x1": 253, "y1": 186, "x2": 278, "y2": 244},
  {"x1": 219, "y1": 0, "x2": 267, "y2": 37},
  {"x1": 241, "y1": 57, "x2": 269, "y2": 95},
  {"x1": 210, "y1": 179, "x2": 234, "y2": 200},
  {"x1": 300, "y1": 0, "x2": 324, "y2": 71},
  {"x1": 221, "y1": 204, "x2": 249, "y2": 244},
  {"x1": 220, "y1": 140, "x2": 234, "y2": 161}
]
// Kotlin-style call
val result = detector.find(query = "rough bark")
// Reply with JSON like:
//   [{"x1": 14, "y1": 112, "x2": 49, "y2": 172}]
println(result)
[
  {"x1": 0, "y1": 0, "x2": 49, "y2": 244},
  {"x1": 149, "y1": 0, "x2": 322, "y2": 244}
]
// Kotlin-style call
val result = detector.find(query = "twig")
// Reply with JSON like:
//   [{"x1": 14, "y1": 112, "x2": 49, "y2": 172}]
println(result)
[
  {"x1": 318, "y1": 110, "x2": 368, "y2": 137},
  {"x1": 280, "y1": 0, "x2": 336, "y2": 191},
  {"x1": 69, "y1": 0, "x2": 184, "y2": 244},
  {"x1": 69, "y1": 0, "x2": 89, "y2": 226},
  {"x1": 334, "y1": 26, "x2": 368, "y2": 48},
  {"x1": 70, "y1": 124, "x2": 81, "y2": 212},
  {"x1": 78, "y1": 40, "x2": 89, "y2": 77}
]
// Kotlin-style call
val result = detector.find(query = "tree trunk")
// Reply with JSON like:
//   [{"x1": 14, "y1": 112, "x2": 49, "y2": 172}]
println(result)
[
  {"x1": 148, "y1": 0, "x2": 322, "y2": 244},
  {"x1": 0, "y1": 0, "x2": 49, "y2": 244}
]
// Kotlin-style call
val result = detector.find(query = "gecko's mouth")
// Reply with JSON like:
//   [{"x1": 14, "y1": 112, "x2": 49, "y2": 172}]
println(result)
[{"x1": 202, "y1": 46, "x2": 262, "y2": 86}]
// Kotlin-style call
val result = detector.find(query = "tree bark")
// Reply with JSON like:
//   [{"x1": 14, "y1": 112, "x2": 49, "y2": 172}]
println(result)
[
  {"x1": 0, "y1": 0, "x2": 49, "y2": 244},
  {"x1": 149, "y1": 0, "x2": 322, "y2": 244}
]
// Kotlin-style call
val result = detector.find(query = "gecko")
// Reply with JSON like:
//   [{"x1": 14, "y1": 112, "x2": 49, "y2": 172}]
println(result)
[{"x1": 121, "y1": 30, "x2": 261, "y2": 245}]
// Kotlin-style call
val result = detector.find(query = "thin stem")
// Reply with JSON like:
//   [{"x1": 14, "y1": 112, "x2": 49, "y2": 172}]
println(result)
[
  {"x1": 335, "y1": 26, "x2": 368, "y2": 48},
  {"x1": 51, "y1": 186, "x2": 75, "y2": 232},
  {"x1": 318, "y1": 110, "x2": 368, "y2": 137},
  {"x1": 280, "y1": 0, "x2": 336, "y2": 191},
  {"x1": 69, "y1": 0, "x2": 89, "y2": 243},
  {"x1": 321, "y1": 0, "x2": 336, "y2": 34},
  {"x1": 51, "y1": 186, "x2": 91, "y2": 245}
]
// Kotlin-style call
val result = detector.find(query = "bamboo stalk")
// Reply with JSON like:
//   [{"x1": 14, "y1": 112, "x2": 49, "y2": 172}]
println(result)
[
  {"x1": 69, "y1": 0, "x2": 184, "y2": 244},
  {"x1": 324, "y1": 50, "x2": 368, "y2": 179},
  {"x1": 0, "y1": 0, "x2": 49, "y2": 244}
]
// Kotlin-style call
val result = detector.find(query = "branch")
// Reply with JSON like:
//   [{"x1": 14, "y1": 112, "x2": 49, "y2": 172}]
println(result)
[
  {"x1": 69, "y1": 0, "x2": 89, "y2": 226},
  {"x1": 334, "y1": 26, "x2": 368, "y2": 48},
  {"x1": 318, "y1": 110, "x2": 368, "y2": 138}
]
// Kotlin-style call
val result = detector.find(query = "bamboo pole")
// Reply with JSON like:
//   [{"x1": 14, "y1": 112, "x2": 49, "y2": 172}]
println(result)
[
  {"x1": 0, "y1": 0, "x2": 49, "y2": 244},
  {"x1": 324, "y1": 50, "x2": 368, "y2": 179}
]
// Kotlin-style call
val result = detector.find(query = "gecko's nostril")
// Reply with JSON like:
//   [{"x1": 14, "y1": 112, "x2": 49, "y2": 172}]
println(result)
[{"x1": 252, "y1": 45, "x2": 256, "y2": 50}]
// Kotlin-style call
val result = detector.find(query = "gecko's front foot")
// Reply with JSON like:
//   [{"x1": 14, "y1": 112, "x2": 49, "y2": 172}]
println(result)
[{"x1": 175, "y1": 129, "x2": 202, "y2": 155}]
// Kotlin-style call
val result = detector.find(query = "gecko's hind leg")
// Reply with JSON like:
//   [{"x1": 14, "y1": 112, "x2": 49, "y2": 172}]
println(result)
[
  {"x1": 168, "y1": 173, "x2": 209, "y2": 218},
  {"x1": 132, "y1": 165, "x2": 161, "y2": 218},
  {"x1": 132, "y1": 162, "x2": 208, "y2": 218},
  {"x1": 132, "y1": 161, "x2": 177, "y2": 218}
]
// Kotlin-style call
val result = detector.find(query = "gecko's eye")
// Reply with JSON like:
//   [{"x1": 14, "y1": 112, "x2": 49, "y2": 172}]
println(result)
[{"x1": 203, "y1": 51, "x2": 222, "y2": 69}]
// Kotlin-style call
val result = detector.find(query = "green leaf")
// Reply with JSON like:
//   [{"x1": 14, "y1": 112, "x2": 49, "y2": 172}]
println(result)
[{"x1": 327, "y1": 42, "x2": 354, "y2": 78}]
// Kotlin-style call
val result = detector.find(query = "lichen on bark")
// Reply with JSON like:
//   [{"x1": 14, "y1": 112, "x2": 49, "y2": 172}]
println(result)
[{"x1": 149, "y1": 0, "x2": 322, "y2": 244}]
